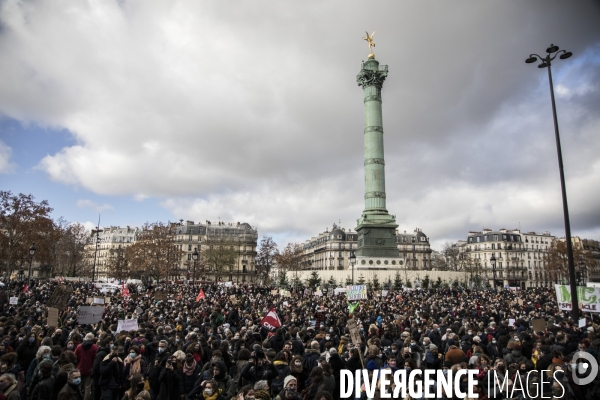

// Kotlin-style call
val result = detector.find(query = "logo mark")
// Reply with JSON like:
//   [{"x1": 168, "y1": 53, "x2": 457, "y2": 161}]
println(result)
[{"x1": 571, "y1": 351, "x2": 598, "y2": 385}]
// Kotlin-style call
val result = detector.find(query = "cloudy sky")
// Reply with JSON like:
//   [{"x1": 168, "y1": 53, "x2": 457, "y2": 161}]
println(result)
[{"x1": 1, "y1": 0, "x2": 599, "y2": 250}]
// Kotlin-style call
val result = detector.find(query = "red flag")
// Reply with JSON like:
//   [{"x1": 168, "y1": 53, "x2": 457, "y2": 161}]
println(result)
[
  {"x1": 22, "y1": 284, "x2": 29, "y2": 293},
  {"x1": 196, "y1": 289, "x2": 205, "y2": 302},
  {"x1": 121, "y1": 283, "x2": 130, "y2": 297},
  {"x1": 259, "y1": 307, "x2": 281, "y2": 331}
]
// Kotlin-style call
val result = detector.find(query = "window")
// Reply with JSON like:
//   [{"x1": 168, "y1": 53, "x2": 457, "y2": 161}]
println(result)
[
  {"x1": 187, "y1": 254, "x2": 191, "y2": 260},
  {"x1": 477, "y1": 237, "x2": 480, "y2": 242},
  {"x1": 188, "y1": 245, "x2": 192, "y2": 251},
  {"x1": 492, "y1": 244, "x2": 495, "y2": 250},
  {"x1": 493, "y1": 235, "x2": 498, "y2": 241}
]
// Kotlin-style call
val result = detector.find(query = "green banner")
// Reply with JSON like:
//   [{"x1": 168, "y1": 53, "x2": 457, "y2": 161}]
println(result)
[{"x1": 555, "y1": 284, "x2": 600, "y2": 313}]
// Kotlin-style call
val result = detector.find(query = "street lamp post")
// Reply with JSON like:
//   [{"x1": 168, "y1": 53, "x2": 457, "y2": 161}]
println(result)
[
  {"x1": 238, "y1": 234, "x2": 243, "y2": 284},
  {"x1": 192, "y1": 248, "x2": 198, "y2": 285},
  {"x1": 27, "y1": 243, "x2": 36, "y2": 287},
  {"x1": 490, "y1": 254, "x2": 497, "y2": 292},
  {"x1": 349, "y1": 251, "x2": 356, "y2": 285},
  {"x1": 526, "y1": 44, "x2": 578, "y2": 320}
]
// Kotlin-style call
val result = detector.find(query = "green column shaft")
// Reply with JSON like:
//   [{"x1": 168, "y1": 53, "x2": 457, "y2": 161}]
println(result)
[{"x1": 363, "y1": 84, "x2": 386, "y2": 212}]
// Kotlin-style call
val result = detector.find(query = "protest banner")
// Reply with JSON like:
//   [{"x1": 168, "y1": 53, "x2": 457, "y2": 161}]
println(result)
[
  {"x1": 78, "y1": 306, "x2": 105, "y2": 325},
  {"x1": 9, "y1": 297, "x2": 18, "y2": 305},
  {"x1": 532, "y1": 319, "x2": 546, "y2": 332},
  {"x1": 47, "y1": 285, "x2": 72, "y2": 310},
  {"x1": 116, "y1": 319, "x2": 139, "y2": 333},
  {"x1": 47, "y1": 307, "x2": 59, "y2": 327},
  {"x1": 555, "y1": 284, "x2": 600, "y2": 312},
  {"x1": 346, "y1": 285, "x2": 367, "y2": 300}
]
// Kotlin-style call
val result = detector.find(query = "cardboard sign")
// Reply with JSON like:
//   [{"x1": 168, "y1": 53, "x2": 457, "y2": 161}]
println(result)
[
  {"x1": 347, "y1": 318, "x2": 362, "y2": 346},
  {"x1": 116, "y1": 319, "x2": 139, "y2": 333},
  {"x1": 9, "y1": 297, "x2": 18, "y2": 305},
  {"x1": 47, "y1": 285, "x2": 73, "y2": 310},
  {"x1": 47, "y1": 307, "x2": 59, "y2": 327},
  {"x1": 271, "y1": 289, "x2": 278, "y2": 296},
  {"x1": 517, "y1": 298, "x2": 524, "y2": 306},
  {"x1": 532, "y1": 319, "x2": 546, "y2": 332},
  {"x1": 78, "y1": 306, "x2": 105, "y2": 325},
  {"x1": 346, "y1": 285, "x2": 367, "y2": 300},
  {"x1": 155, "y1": 291, "x2": 168, "y2": 301}
]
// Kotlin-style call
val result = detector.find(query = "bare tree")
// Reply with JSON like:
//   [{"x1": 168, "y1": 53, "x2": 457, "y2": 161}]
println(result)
[
  {"x1": 0, "y1": 191, "x2": 53, "y2": 277},
  {"x1": 256, "y1": 236, "x2": 278, "y2": 281},
  {"x1": 125, "y1": 222, "x2": 183, "y2": 282},
  {"x1": 546, "y1": 238, "x2": 592, "y2": 284},
  {"x1": 275, "y1": 243, "x2": 303, "y2": 281},
  {"x1": 199, "y1": 236, "x2": 238, "y2": 282}
]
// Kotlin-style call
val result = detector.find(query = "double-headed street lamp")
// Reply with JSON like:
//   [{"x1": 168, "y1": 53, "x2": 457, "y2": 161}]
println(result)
[
  {"x1": 27, "y1": 243, "x2": 36, "y2": 287},
  {"x1": 490, "y1": 254, "x2": 497, "y2": 292},
  {"x1": 349, "y1": 251, "x2": 356, "y2": 285},
  {"x1": 526, "y1": 44, "x2": 578, "y2": 320}
]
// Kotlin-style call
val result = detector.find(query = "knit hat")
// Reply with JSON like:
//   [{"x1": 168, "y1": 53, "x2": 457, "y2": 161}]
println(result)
[
  {"x1": 366, "y1": 360, "x2": 378, "y2": 371},
  {"x1": 284, "y1": 376, "x2": 297, "y2": 388}
]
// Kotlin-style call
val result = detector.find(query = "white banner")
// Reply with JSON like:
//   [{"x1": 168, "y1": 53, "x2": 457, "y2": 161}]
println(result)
[
  {"x1": 116, "y1": 319, "x2": 139, "y2": 333},
  {"x1": 78, "y1": 306, "x2": 105, "y2": 325}
]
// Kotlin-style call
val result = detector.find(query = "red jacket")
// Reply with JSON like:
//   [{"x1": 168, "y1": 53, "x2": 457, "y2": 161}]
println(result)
[{"x1": 74, "y1": 340, "x2": 98, "y2": 377}]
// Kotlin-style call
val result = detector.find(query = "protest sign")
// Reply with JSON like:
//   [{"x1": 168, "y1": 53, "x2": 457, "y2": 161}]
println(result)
[
  {"x1": 382, "y1": 290, "x2": 389, "y2": 297},
  {"x1": 347, "y1": 318, "x2": 362, "y2": 346},
  {"x1": 93, "y1": 297, "x2": 104, "y2": 304},
  {"x1": 346, "y1": 285, "x2": 367, "y2": 300},
  {"x1": 271, "y1": 289, "x2": 278, "y2": 296},
  {"x1": 47, "y1": 285, "x2": 72, "y2": 310},
  {"x1": 78, "y1": 306, "x2": 104, "y2": 325},
  {"x1": 47, "y1": 307, "x2": 59, "y2": 327},
  {"x1": 532, "y1": 319, "x2": 546, "y2": 332},
  {"x1": 9, "y1": 297, "x2": 18, "y2": 305},
  {"x1": 509, "y1": 318, "x2": 516, "y2": 327},
  {"x1": 555, "y1": 284, "x2": 600, "y2": 312},
  {"x1": 116, "y1": 319, "x2": 139, "y2": 333},
  {"x1": 135, "y1": 307, "x2": 144, "y2": 315},
  {"x1": 579, "y1": 318, "x2": 586, "y2": 328}
]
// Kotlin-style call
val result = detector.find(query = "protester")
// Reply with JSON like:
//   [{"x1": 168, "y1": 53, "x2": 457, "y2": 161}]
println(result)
[{"x1": 0, "y1": 278, "x2": 598, "y2": 400}]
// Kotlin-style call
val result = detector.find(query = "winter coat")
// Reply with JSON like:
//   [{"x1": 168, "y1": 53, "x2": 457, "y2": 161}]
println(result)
[
  {"x1": 30, "y1": 376, "x2": 54, "y2": 400},
  {"x1": 74, "y1": 340, "x2": 98, "y2": 377},
  {"x1": 99, "y1": 355, "x2": 125, "y2": 390},
  {"x1": 156, "y1": 368, "x2": 181, "y2": 400},
  {"x1": 302, "y1": 349, "x2": 320, "y2": 372}
]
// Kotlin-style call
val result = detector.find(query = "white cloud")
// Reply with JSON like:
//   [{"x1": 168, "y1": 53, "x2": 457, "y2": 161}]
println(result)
[
  {"x1": 0, "y1": 140, "x2": 16, "y2": 174},
  {"x1": 1, "y1": 1, "x2": 600, "y2": 248},
  {"x1": 76, "y1": 199, "x2": 114, "y2": 213}
]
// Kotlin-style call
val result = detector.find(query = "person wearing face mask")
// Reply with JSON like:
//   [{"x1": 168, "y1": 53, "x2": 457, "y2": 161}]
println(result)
[
  {"x1": 0, "y1": 372, "x2": 19, "y2": 400},
  {"x1": 288, "y1": 355, "x2": 308, "y2": 393},
  {"x1": 273, "y1": 376, "x2": 301, "y2": 400},
  {"x1": 181, "y1": 353, "x2": 202, "y2": 396},
  {"x1": 148, "y1": 340, "x2": 171, "y2": 399},
  {"x1": 124, "y1": 346, "x2": 147, "y2": 380},
  {"x1": 57, "y1": 370, "x2": 83, "y2": 400},
  {"x1": 16, "y1": 332, "x2": 39, "y2": 375},
  {"x1": 73, "y1": 333, "x2": 97, "y2": 400}
]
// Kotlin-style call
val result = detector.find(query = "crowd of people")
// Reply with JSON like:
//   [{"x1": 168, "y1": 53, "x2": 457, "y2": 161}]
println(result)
[{"x1": 0, "y1": 279, "x2": 598, "y2": 400}]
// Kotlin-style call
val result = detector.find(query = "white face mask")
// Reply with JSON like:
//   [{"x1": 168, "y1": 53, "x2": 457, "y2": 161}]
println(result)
[{"x1": 204, "y1": 389, "x2": 213, "y2": 396}]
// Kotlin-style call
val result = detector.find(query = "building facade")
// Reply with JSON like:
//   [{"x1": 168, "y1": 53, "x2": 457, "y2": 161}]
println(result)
[
  {"x1": 173, "y1": 220, "x2": 258, "y2": 283},
  {"x1": 86, "y1": 226, "x2": 140, "y2": 281},
  {"x1": 460, "y1": 228, "x2": 555, "y2": 288},
  {"x1": 301, "y1": 225, "x2": 431, "y2": 271}
]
